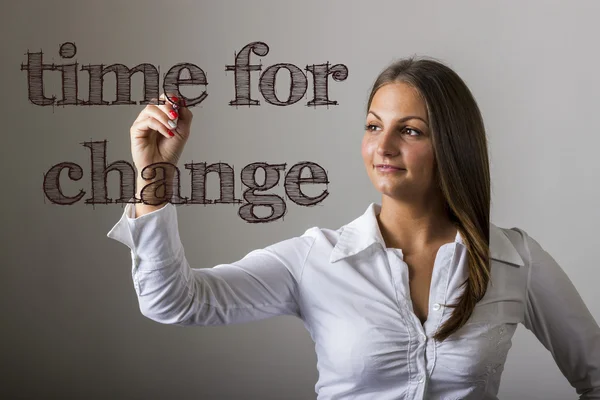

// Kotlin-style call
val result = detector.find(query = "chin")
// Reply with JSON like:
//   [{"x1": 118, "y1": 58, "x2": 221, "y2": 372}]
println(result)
[{"x1": 373, "y1": 185, "x2": 402, "y2": 197}]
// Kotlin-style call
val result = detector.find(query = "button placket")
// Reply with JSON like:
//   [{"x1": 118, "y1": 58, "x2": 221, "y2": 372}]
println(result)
[
  {"x1": 384, "y1": 247, "x2": 413, "y2": 343},
  {"x1": 428, "y1": 244, "x2": 459, "y2": 335}
]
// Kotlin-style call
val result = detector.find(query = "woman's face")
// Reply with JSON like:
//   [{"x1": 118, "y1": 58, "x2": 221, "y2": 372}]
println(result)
[{"x1": 362, "y1": 82, "x2": 435, "y2": 201}]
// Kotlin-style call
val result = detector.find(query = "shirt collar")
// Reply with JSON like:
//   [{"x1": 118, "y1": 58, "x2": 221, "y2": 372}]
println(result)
[{"x1": 329, "y1": 202, "x2": 525, "y2": 267}]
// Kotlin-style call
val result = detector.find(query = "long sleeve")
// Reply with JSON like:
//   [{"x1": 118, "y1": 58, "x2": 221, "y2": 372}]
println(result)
[
  {"x1": 521, "y1": 231, "x2": 600, "y2": 399},
  {"x1": 106, "y1": 202, "x2": 316, "y2": 326}
]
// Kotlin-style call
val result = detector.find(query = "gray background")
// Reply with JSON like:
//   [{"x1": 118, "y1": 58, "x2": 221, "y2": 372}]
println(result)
[{"x1": 2, "y1": 0, "x2": 599, "y2": 399}]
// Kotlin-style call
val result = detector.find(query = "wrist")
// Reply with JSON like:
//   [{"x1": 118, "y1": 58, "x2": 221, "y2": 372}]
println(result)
[
  {"x1": 134, "y1": 201, "x2": 168, "y2": 218},
  {"x1": 136, "y1": 178, "x2": 173, "y2": 206}
]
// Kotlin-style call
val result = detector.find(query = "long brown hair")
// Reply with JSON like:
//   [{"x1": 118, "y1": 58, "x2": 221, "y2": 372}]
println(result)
[{"x1": 366, "y1": 55, "x2": 492, "y2": 342}]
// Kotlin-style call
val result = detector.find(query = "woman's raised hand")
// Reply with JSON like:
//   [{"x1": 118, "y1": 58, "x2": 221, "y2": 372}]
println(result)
[{"x1": 129, "y1": 92, "x2": 193, "y2": 175}]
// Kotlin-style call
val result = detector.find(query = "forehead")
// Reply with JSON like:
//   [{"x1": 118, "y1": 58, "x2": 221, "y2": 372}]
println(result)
[{"x1": 369, "y1": 82, "x2": 427, "y2": 118}]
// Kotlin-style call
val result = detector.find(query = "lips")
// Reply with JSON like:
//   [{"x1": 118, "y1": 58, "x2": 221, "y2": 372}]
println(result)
[{"x1": 375, "y1": 164, "x2": 405, "y2": 170}]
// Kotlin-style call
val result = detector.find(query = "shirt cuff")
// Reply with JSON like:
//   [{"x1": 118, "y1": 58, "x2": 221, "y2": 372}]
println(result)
[{"x1": 106, "y1": 200, "x2": 183, "y2": 269}]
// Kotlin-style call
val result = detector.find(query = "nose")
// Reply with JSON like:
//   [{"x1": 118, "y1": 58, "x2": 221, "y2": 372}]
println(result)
[{"x1": 376, "y1": 130, "x2": 400, "y2": 157}]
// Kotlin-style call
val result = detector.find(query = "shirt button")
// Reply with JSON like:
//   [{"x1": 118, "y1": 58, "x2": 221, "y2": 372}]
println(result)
[
  {"x1": 432, "y1": 303, "x2": 441, "y2": 311},
  {"x1": 417, "y1": 375, "x2": 424, "y2": 383},
  {"x1": 420, "y1": 333, "x2": 427, "y2": 341}
]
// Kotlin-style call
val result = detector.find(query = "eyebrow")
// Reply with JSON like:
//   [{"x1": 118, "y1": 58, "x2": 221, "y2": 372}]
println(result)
[{"x1": 368, "y1": 111, "x2": 429, "y2": 127}]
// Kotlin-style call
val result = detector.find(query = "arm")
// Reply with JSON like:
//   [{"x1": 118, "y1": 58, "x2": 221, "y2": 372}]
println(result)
[
  {"x1": 521, "y1": 231, "x2": 600, "y2": 399},
  {"x1": 106, "y1": 201, "x2": 316, "y2": 326}
]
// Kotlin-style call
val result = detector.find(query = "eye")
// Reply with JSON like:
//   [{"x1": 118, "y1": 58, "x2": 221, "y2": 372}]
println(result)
[
  {"x1": 364, "y1": 124, "x2": 380, "y2": 132},
  {"x1": 364, "y1": 124, "x2": 422, "y2": 137},
  {"x1": 403, "y1": 127, "x2": 422, "y2": 136}
]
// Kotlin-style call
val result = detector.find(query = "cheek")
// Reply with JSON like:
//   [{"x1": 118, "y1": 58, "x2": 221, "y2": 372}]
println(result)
[
  {"x1": 361, "y1": 138, "x2": 374, "y2": 160},
  {"x1": 408, "y1": 147, "x2": 434, "y2": 170}
]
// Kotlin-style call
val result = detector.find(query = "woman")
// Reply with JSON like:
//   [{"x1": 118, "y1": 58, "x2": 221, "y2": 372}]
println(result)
[{"x1": 107, "y1": 56, "x2": 600, "y2": 399}]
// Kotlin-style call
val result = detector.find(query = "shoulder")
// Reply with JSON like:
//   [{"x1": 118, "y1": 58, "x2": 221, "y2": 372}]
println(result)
[
  {"x1": 300, "y1": 225, "x2": 345, "y2": 246},
  {"x1": 488, "y1": 223, "x2": 531, "y2": 268},
  {"x1": 491, "y1": 223, "x2": 529, "y2": 245},
  {"x1": 492, "y1": 224, "x2": 563, "y2": 282},
  {"x1": 261, "y1": 203, "x2": 375, "y2": 265},
  {"x1": 494, "y1": 225, "x2": 545, "y2": 265},
  {"x1": 259, "y1": 225, "x2": 344, "y2": 262}
]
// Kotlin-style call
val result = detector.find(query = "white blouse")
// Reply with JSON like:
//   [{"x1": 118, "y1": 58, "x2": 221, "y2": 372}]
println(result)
[{"x1": 107, "y1": 202, "x2": 600, "y2": 399}]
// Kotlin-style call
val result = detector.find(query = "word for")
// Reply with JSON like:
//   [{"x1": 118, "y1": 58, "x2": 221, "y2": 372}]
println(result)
[
  {"x1": 43, "y1": 141, "x2": 329, "y2": 223},
  {"x1": 21, "y1": 41, "x2": 349, "y2": 108}
]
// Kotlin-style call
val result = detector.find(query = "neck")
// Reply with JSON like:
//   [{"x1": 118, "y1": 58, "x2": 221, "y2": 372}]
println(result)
[{"x1": 377, "y1": 195, "x2": 456, "y2": 252}]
